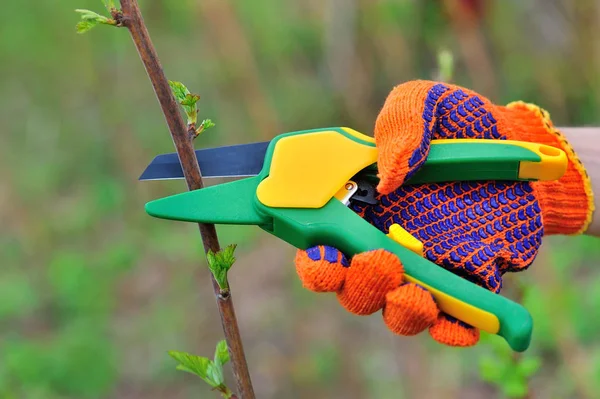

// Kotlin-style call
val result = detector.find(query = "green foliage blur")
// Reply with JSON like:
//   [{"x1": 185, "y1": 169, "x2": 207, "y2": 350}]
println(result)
[{"x1": 1, "y1": 0, "x2": 599, "y2": 398}]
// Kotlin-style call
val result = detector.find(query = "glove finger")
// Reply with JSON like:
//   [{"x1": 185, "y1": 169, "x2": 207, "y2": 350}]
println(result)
[
  {"x1": 375, "y1": 81, "x2": 512, "y2": 195},
  {"x1": 294, "y1": 246, "x2": 348, "y2": 293},
  {"x1": 337, "y1": 249, "x2": 403, "y2": 315},
  {"x1": 429, "y1": 313, "x2": 479, "y2": 347},
  {"x1": 382, "y1": 282, "x2": 439, "y2": 335},
  {"x1": 374, "y1": 81, "x2": 443, "y2": 194}
]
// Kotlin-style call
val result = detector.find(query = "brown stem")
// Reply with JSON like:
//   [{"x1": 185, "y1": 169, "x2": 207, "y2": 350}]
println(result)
[
  {"x1": 188, "y1": 124, "x2": 198, "y2": 140},
  {"x1": 118, "y1": 1, "x2": 255, "y2": 397}
]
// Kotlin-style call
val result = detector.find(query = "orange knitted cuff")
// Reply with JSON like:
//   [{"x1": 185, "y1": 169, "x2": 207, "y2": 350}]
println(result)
[{"x1": 499, "y1": 102, "x2": 594, "y2": 235}]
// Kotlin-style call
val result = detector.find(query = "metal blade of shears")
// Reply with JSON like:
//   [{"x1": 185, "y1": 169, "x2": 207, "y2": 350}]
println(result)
[{"x1": 138, "y1": 141, "x2": 269, "y2": 181}]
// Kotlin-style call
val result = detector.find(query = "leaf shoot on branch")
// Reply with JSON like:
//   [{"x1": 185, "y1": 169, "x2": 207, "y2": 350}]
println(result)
[
  {"x1": 169, "y1": 80, "x2": 216, "y2": 138},
  {"x1": 169, "y1": 340, "x2": 234, "y2": 398},
  {"x1": 206, "y1": 244, "x2": 237, "y2": 294}
]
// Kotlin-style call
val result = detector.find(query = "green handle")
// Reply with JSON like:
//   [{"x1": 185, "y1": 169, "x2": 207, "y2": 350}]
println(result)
[
  {"x1": 360, "y1": 140, "x2": 544, "y2": 184},
  {"x1": 408, "y1": 141, "x2": 541, "y2": 183},
  {"x1": 261, "y1": 199, "x2": 533, "y2": 352}
]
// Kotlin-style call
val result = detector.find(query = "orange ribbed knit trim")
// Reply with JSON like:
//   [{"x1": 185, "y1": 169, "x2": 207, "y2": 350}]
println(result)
[{"x1": 499, "y1": 102, "x2": 594, "y2": 235}]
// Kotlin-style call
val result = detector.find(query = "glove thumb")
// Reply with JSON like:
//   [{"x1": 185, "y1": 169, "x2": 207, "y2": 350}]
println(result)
[{"x1": 375, "y1": 80, "x2": 449, "y2": 194}]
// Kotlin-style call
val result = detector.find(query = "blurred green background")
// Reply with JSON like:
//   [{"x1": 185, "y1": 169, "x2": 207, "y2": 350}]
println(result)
[{"x1": 1, "y1": 0, "x2": 600, "y2": 398}]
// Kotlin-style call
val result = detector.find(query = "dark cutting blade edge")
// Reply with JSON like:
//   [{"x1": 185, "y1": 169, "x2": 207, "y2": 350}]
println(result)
[{"x1": 139, "y1": 141, "x2": 270, "y2": 180}]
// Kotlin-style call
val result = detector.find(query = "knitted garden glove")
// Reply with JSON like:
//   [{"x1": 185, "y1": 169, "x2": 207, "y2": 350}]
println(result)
[
  {"x1": 375, "y1": 80, "x2": 594, "y2": 234},
  {"x1": 294, "y1": 80, "x2": 594, "y2": 347}
]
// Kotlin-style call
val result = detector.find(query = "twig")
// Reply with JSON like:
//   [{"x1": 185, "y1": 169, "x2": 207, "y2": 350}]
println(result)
[{"x1": 118, "y1": 1, "x2": 255, "y2": 397}]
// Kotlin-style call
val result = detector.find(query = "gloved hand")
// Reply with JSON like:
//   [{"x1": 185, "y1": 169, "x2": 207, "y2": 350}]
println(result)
[{"x1": 294, "y1": 80, "x2": 594, "y2": 346}]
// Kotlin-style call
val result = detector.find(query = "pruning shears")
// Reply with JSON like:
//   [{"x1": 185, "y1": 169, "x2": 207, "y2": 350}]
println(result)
[{"x1": 139, "y1": 127, "x2": 568, "y2": 352}]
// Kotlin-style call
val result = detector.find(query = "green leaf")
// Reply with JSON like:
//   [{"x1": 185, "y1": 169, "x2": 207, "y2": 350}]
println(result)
[
  {"x1": 76, "y1": 20, "x2": 98, "y2": 34},
  {"x1": 182, "y1": 95, "x2": 199, "y2": 125},
  {"x1": 185, "y1": 111, "x2": 198, "y2": 125},
  {"x1": 169, "y1": 343, "x2": 234, "y2": 397},
  {"x1": 74, "y1": 9, "x2": 115, "y2": 34},
  {"x1": 221, "y1": 244, "x2": 237, "y2": 267},
  {"x1": 206, "y1": 251, "x2": 216, "y2": 270},
  {"x1": 167, "y1": 80, "x2": 215, "y2": 129},
  {"x1": 168, "y1": 81, "x2": 201, "y2": 125},
  {"x1": 175, "y1": 364, "x2": 196, "y2": 374},
  {"x1": 195, "y1": 119, "x2": 216, "y2": 137},
  {"x1": 168, "y1": 81, "x2": 191, "y2": 104},
  {"x1": 201, "y1": 119, "x2": 216, "y2": 130},
  {"x1": 75, "y1": 9, "x2": 106, "y2": 21},
  {"x1": 207, "y1": 263, "x2": 228, "y2": 291},
  {"x1": 206, "y1": 361, "x2": 224, "y2": 387},
  {"x1": 168, "y1": 350, "x2": 216, "y2": 387},
  {"x1": 206, "y1": 244, "x2": 237, "y2": 290},
  {"x1": 214, "y1": 340, "x2": 230, "y2": 367},
  {"x1": 181, "y1": 93, "x2": 200, "y2": 107},
  {"x1": 102, "y1": 0, "x2": 116, "y2": 12}
]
